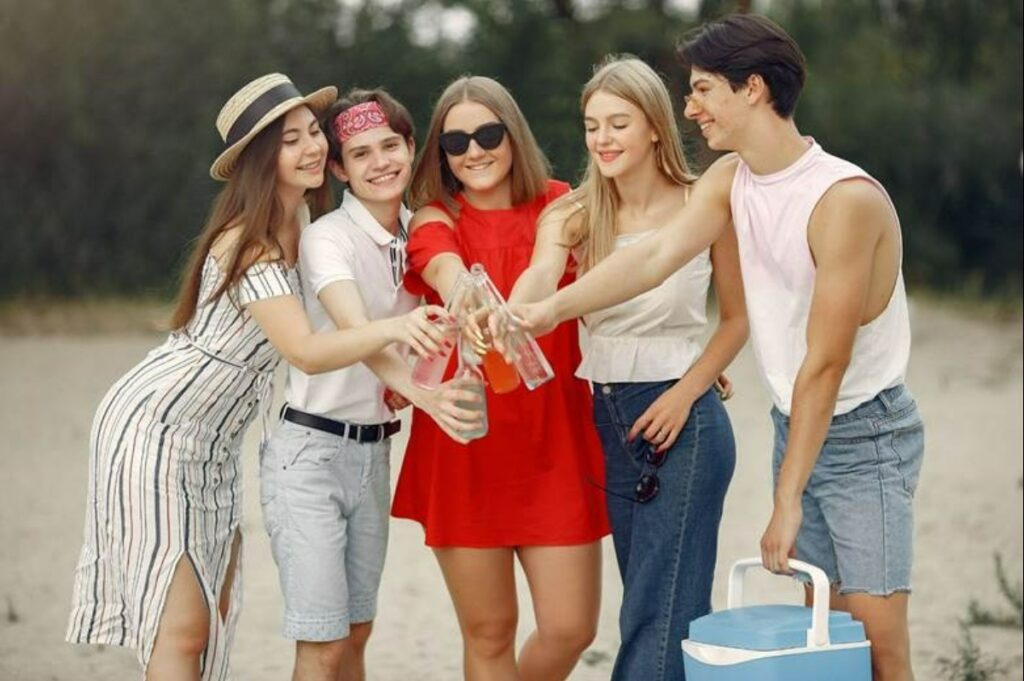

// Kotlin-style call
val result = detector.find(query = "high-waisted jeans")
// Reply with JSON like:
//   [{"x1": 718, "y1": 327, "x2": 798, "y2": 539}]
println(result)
[{"x1": 593, "y1": 381, "x2": 736, "y2": 681}]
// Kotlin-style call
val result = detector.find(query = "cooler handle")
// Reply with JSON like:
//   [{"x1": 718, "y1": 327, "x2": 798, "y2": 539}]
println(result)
[{"x1": 726, "y1": 557, "x2": 831, "y2": 649}]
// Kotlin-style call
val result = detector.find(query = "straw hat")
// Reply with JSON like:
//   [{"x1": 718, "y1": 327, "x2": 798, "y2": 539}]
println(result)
[{"x1": 210, "y1": 73, "x2": 337, "y2": 181}]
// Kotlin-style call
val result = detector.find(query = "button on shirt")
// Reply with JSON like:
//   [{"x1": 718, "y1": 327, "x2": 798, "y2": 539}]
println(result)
[{"x1": 285, "y1": 191, "x2": 419, "y2": 423}]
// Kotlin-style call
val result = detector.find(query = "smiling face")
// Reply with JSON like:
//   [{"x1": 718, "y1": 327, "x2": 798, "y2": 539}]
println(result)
[
  {"x1": 334, "y1": 126, "x2": 415, "y2": 207},
  {"x1": 683, "y1": 66, "x2": 750, "y2": 151},
  {"x1": 584, "y1": 90, "x2": 659, "y2": 180},
  {"x1": 441, "y1": 100, "x2": 513, "y2": 199},
  {"x1": 276, "y1": 105, "x2": 328, "y2": 194}
]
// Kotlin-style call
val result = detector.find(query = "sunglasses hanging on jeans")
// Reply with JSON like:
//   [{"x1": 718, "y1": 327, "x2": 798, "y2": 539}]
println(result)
[
  {"x1": 588, "y1": 440, "x2": 668, "y2": 504},
  {"x1": 439, "y1": 122, "x2": 507, "y2": 156}
]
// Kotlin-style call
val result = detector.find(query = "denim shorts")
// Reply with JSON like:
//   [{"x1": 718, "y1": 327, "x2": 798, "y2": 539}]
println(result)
[
  {"x1": 772, "y1": 384, "x2": 924, "y2": 596},
  {"x1": 260, "y1": 420, "x2": 391, "y2": 641}
]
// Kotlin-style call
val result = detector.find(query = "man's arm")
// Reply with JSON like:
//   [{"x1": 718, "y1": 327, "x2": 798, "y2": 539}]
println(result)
[
  {"x1": 317, "y1": 281, "x2": 476, "y2": 440},
  {"x1": 760, "y1": 178, "x2": 892, "y2": 573},
  {"x1": 514, "y1": 156, "x2": 737, "y2": 335}
]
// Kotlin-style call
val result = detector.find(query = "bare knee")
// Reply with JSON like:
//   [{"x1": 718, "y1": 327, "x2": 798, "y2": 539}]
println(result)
[
  {"x1": 156, "y1": 614, "x2": 210, "y2": 658},
  {"x1": 297, "y1": 639, "x2": 348, "y2": 672},
  {"x1": 345, "y1": 621, "x2": 373, "y2": 653},
  {"x1": 870, "y1": 638, "x2": 912, "y2": 680},
  {"x1": 463, "y1": 615, "x2": 518, "y2": 659},
  {"x1": 537, "y1": 618, "x2": 597, "y2": 657}
]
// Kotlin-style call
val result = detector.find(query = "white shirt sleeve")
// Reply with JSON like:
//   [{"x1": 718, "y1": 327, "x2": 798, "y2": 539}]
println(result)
[{"x1": 300, "y1": 221, "x2": 357, "y2": 296}]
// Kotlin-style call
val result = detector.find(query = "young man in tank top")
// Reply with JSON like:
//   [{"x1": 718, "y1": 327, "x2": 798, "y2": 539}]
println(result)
[
  {"x1": 515, "y1": 14, "x2": 923, "y2": 681},
  {"x1": 261, "y1": 90, "x2": 474, "y2": 681}
]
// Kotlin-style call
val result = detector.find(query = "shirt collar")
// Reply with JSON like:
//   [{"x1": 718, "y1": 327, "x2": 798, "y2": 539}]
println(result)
[{"x1": 341, "y1": 190, "x2": 410, "y2": 246}]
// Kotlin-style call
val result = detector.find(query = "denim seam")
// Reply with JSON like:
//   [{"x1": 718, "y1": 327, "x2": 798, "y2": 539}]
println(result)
[
  {"x1": 656, "y1": 402, "x2": 701, "y2": 681},
  {"x1": 870, "y1": 421, "x2": 892, "y2": 594}
]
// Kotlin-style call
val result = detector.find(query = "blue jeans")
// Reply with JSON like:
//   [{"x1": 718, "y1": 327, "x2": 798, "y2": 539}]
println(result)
[
  {"x1": 772, "y1": 383, "x2": 924, "y2": 595},
  {"x1": 593, "y1": 382, "x2": 736, "y2": 681}
]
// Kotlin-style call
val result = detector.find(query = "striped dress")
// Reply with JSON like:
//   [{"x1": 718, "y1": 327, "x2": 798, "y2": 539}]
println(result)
[{"x1": 67, "y1": 254, "x2": 297, "y2": 680}]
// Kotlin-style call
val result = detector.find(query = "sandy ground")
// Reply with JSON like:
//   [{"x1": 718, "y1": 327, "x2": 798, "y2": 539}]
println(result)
[{"x1": 0, "y1": 298, "x2": 1021, "y2": 680}]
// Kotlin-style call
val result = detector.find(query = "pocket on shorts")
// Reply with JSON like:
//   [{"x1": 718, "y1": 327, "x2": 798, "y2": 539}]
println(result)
[
  {"x1": 888, "y1": 423, "x2": 924, "y2": 495},
  {"x1": 285, "y1": 429, "x2": 341, "y2": 470}
]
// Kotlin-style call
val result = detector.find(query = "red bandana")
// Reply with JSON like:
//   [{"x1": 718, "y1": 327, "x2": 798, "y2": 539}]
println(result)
[{"x1": 333, "y1": 101, "x2": 390, "y2": 144}]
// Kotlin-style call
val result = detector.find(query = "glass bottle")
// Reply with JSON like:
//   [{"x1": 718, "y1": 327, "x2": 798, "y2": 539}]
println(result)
[
  {"x1": 468, "y1": 263, "x2": 555, "y2": 391},
  {"x1": 454, "y1": 335, "x2": 488, "y2": 441},
  {"x1": 411, "y1": 271, "x2": 471, "y2": 390}
]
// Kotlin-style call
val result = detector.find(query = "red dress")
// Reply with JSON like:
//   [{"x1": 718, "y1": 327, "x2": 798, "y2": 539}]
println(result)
[{"x1": 392, "y1": 180, "x2": 611, "y2": 547}]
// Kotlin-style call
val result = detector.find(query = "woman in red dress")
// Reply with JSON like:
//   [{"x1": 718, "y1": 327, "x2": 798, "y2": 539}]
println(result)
[{"x1": 392, "y1": 76, "x2": 610, "y2": 679}]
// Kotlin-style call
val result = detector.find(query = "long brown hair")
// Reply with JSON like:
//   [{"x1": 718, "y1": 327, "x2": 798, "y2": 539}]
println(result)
[
  {"x1": 409, "y1": 76, "x2": 550, "y2": 214},
  {"x1": 168, "y1": 113, "x2": 332, "y2": 329},
  {"x1": 546, "y1": 56, "x2": 696, "y2": 272}
]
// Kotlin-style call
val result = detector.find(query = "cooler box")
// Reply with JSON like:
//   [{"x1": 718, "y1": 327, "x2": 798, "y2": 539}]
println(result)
[{"x1": 682, "y1": 558, "x2": 871, "y2": 680}]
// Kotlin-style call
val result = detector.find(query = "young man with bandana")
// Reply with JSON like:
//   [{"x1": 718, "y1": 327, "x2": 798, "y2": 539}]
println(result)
[{"x1": 260, "y1": 90, "x2": 472, "y2": 681}]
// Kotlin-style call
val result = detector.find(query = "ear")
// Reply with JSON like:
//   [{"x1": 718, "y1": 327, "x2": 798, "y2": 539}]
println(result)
[
  {"x1": 406, "y1": 137, "x2": 416, "y2": 158},
  {"x1": 745, "y1": 73, "x2": 768, "y2": 105},
  {"x1": 330, "y1": 159, "x2": 348, "y2": 183}
]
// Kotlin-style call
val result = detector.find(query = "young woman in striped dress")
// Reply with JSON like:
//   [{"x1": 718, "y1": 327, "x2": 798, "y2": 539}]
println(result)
[{"x1": 65, "y1": 74, "x2": 470, "y2": 681}]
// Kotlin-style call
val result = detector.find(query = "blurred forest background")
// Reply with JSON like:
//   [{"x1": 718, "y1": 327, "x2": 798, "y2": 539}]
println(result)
[{"x1": 1, "y1": 0, "x2": 1021, "y2": 300}]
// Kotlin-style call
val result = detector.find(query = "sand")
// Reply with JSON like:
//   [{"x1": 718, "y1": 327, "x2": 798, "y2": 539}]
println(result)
[{"x1": 0, "y1": 298, "x2": 1021, "y2": 680}]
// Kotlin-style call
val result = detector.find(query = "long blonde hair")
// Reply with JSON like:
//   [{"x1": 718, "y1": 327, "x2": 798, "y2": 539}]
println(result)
[
  {"x1": 409, "y1": 75, "x2": 551, "y2": 215},
  {"x1": 550, "y1": 56, "x2": 695, "y2": 272}
]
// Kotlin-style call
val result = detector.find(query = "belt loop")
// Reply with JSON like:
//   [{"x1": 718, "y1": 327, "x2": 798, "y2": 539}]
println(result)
[{"x1": 877, "y1": 385, "x2": 898, "y2": 412}]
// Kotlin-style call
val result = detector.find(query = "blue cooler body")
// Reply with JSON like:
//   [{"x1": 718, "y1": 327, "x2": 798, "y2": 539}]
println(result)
[{"x1": 682, "y1": 558, "x2": 871, "y2": 681}]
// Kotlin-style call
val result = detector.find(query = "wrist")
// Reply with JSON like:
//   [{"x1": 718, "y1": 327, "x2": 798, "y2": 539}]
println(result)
[{"x1": 774, "y1": 485, "x2": 803, "y2": 506}]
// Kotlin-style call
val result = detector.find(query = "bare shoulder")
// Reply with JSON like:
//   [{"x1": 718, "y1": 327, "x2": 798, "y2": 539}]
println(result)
[
  {"x1": 815, "y1": 178, "x2": 894, "y2": 236},
  {"x1": 209, "y1": 224, "x2": 284, "y2": 271},
  {"x1": 410, "y1": 206, "x2": 455, "y2": 232},
  {"x1": 819, "y1": 178, "x2": 891, "y2": 216},
  {"x1": 209, "y1": 224, "x2": 243, "y2": 262}
]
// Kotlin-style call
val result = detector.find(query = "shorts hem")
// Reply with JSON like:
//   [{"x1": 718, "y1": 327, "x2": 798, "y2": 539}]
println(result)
[
  {"x1": 837, "y1": 585, "x2": 912, "y2": 597},
  {"x1": 283, "y1": 616, "x2": 351, "y2": 642}
]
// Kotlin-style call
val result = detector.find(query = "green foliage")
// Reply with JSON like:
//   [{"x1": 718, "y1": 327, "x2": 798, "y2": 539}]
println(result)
[
  {"x1": 967, "y1": 552, "x2": 1024, "y2": 629},
  {"x1": 937, "y1": 621, "x2": 1006, "y2": 681},
  {"x1": 1, "y1": 0, "x2": 1021, "y2": 298}
]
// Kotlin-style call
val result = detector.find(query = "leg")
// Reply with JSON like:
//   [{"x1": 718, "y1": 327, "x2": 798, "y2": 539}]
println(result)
[
  {"x1": 147, "y1": 558, "x2": 209, "y2": 681},
  {"x1": 614, "y1": 388, "x2": 735, "y2": 681},
  {"x1": 335, "y1": 621, "x2": 373, "y2": 681},
  {"x1": 808, "y1": 389, "x2": 923, "y2": 681},
  {"x1": 516, "y1": 543, "x2": 602, "y2": 681},
  {"x1": 591, "y1": 390, "x2": 638, "y2": 580},
  {"x1": 845, "y1": 593, "x2": 913, "y2": 681},
  {"x1": 217, "y1": 530, "x2": 242, "y2": 622},
  {"x1": 292, "y1": 621, "x2": 372, "y2": 681},
  {"x1": 434, "y1": 547, "x2": 519, "y2": 681}
]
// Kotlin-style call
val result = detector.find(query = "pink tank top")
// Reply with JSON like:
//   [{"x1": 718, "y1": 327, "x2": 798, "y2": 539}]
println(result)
[{"x1": 730, "y1": 140, "x2": 910, "y2": 415}]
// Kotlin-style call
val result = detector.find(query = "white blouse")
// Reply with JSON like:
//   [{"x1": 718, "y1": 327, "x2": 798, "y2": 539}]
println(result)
[{"x1": 576, "y1": 229, "x2": 712, "y2": 384}]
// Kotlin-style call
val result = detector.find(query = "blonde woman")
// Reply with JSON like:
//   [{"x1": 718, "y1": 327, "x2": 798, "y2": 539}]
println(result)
[
  {"x1": 392, "y1": 76, "x2": 610, "y2": 680},
  {"x1": 510, "y1": 57, "x2": 747, "y2": 681},
  {"x1": 65, "y1": 74, "x2": 468, "y2": 681}
]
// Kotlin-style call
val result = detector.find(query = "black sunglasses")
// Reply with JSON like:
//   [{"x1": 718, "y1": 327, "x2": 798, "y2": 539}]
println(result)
[
  {"x1": 634, "y1": 445, "x2": 668, "y2": 503},
  {"x1": 587, "y1": 441, "x2": 668, "y2": 505},
  {"x1": 438, "y1": 122, "x2": 507, "y2": 156}
]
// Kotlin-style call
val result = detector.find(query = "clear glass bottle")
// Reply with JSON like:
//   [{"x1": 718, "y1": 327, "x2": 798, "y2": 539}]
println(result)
[
  {"x1": 454, "y1": 335, "x2": 488, "y2": 441},
  {"x1": 411, "y1": 271, "x2": 472, "y2": 390},
  {"x1": 468, "y1": 263, "x2": 555, "y2": 391}
]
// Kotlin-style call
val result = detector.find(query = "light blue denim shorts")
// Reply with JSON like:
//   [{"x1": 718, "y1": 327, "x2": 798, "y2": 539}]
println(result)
[
  {"x1": 772, "y1": 384, "x2": 924, "y2": 596},
  {"x1": 260, "y1": 420, "x2": 391, "y2": 641}
]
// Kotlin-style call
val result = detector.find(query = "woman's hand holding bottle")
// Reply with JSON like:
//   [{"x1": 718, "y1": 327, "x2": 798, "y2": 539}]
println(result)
[{"x1": 391, "y1": 305, "x2": 455, "y2": 359}]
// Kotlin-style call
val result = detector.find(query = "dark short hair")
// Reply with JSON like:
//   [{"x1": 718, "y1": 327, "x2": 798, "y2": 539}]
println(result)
[
  {"x1": 677, "y1": 13, "x2": 806, "y2": 118},
  {"x1": 323, "y1": 88, "x2": 415, "y2": 163}
]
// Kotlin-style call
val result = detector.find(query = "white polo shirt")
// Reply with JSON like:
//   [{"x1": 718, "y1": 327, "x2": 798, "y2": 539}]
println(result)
[{"x1": 284, "y1": 190, "x2": 419, "y2": 424}]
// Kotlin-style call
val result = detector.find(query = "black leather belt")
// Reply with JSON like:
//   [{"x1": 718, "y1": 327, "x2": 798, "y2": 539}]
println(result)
[{"x1": 281, "y1": 406, "x2": 400, "y2": 443}]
